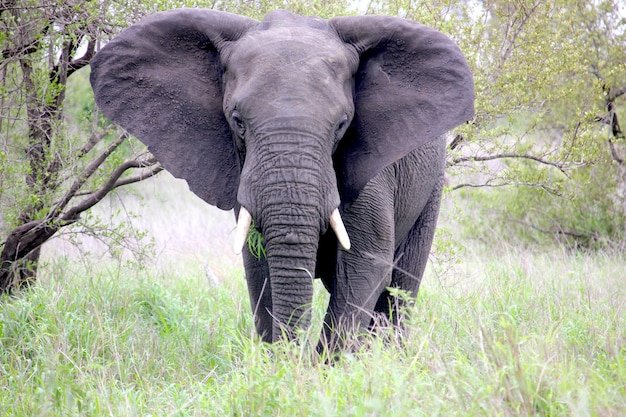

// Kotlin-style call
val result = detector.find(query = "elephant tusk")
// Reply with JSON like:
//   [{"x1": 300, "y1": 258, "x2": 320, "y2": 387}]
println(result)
[
  {"x1": 330, "y1": 208, "x2": 351, "y2": 251},
  {"x1": 234, "y1": 207, "x2": 253, "y2": 255}
]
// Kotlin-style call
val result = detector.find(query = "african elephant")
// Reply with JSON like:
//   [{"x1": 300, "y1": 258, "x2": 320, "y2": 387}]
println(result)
[{"x1": 89, "y1": 8, "x2": 474, "y2": 347}]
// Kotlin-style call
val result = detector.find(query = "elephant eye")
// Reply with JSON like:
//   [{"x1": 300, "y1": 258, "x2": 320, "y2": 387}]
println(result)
[
  {"x1": 334, "y1": 114, "x2": 350, "y2": 141},
  {"x1": 231, "y1": 110, "x2": 246, "y2": 137}
]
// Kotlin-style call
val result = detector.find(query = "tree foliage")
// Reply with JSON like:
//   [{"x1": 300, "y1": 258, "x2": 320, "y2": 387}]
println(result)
[{"x1": 365, "y1": 0, "x2": 626, "y2": 247}]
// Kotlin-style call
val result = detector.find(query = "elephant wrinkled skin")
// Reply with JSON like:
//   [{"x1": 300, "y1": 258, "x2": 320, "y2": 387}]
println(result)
[{"x1": 89, "y1": 8, "x2": 474, "y2": 348}]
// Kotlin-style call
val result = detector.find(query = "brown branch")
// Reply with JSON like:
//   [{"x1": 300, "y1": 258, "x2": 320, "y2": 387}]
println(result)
[
  {"x1": 593, "y1": 68, "x2": 625, "y2": 165},
  {"x1": 449, "y1": 152, "x2": 567, "y2": 173},
  {"x1": 50, "y1": 36, "x2": 95, "y2": 83},
  {"x1": 609, "y1": 86, "x2": 626, "y2": 101},
  {"x1": 0, "y1": 24, "x2": 50, "y2": 61},
  {"x1": 1, "y1": 3, "x2": 49, "y2": 12},
  {"x1": 0, "y1": 0, "x2": 15, "y2": 15},
  {"x1": 608, "y1": 102, "x2": 623, "y2": 140},
  {"x1": 1, "y1": 41, "x2": 40, "y2": 60},
  {"x1": 62, "y1": 157, "x2": 159, "y2": 221},
  {"x1": 67, "y1": 39, "x2": 95, "y2": 77},
  {"x1": 0, "y1": 218, "x2": 64, "y2": 292},
  {"x1": 448, "y1": 134, "x2": 464, "y2": 151},
  {"x1": 509, "y1": 219, "x2": 597, "y2": 240},
  {"x1": 77, "y1": 128, "x2": 112, "y2": 159},
  {"x1": 45, "y1": 129, "x2": 115, "y2": 193},
  {"x1": 608, "y1": 139, "x2": 624, "y2": 166},
  {"x1": 68, "y1": 160, "x2": 161, "y2": 198},
  {"x1": 494, "y1": 1, "x2": 542, "y2": 80},
  {"x1": 70, "y1": 160, "x2": 163, "y2": 196},
  {"x1": 50, "y1": 38, "x2": 75, "y2": 100},
  {"x1": 50, "y1": 132, "x2": 128, "y2": 219},
  {"x1": 451, "y1": 180, "x2": 561, "y2": 195},
  {"x1": 560, "y1": 120, "x2": 582, "y2": 164},
  {"x1": 111, "y1": 164, "x2": 163, "y2": 189},
  {"x1": 1, "y1": 152, "x2": 160, "y2": 292}
]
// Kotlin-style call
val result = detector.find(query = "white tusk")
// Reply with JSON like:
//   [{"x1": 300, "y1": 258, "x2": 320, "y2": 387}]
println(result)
[
  {"x1": 330, "y1": 208, "x2": 351, "y2": 251},
  {"x1": 233, "y1": 207, "x2": 253, "y2": 255}
]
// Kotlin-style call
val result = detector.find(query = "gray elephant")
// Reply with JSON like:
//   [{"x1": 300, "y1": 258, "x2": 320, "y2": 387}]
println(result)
[{"x1": 90, "y1": 9, "x2": 474, "y2": 348}]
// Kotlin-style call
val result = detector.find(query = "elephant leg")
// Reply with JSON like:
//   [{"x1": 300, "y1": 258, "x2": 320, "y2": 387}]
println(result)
[
  {"x1": 320, "y1": 175, "x2": 396, "y2": 350},
  {"x1": 242, "y1": 248, "x2": 273, "y2": 343},
  {"x1": 374, "y1": 177, "x2": 444, "y2": 324}
]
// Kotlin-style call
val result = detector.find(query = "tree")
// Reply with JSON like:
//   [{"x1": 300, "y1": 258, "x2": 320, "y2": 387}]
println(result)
[
  {"x1": 0, "y1": 0, "x2": 164, "y2": 292},
  {"x1": 365, "y1": 0, "x2": 626, "y2": 246}
]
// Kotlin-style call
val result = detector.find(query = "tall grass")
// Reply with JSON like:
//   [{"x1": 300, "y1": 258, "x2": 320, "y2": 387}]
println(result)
[{"x1": 1, "y1": 242, "x2": 624, "y2": 416}]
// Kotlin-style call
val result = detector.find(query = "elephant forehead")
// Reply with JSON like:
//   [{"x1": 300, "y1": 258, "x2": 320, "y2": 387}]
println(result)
[
  {"x1": 230, "y1": 27, "x2": 353, "y2": 73},
  {"x1": 258, "y1": 10, "x2": 328, "y2": 31}
]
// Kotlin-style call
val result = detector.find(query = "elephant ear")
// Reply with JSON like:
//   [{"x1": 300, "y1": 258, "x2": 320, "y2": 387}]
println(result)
[
  {"x1": 330, "y1": 16, "x2": 475, "y2": 203},
  {"x1": 90, "y1": 9, "x2": 258, "y2": 210}
]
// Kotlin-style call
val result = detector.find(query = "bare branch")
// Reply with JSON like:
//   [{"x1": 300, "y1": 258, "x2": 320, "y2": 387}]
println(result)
[
  {"x1": 609, "y1": 86, "x2": 626, "y2": 101},
  {"x1": 0, "y1": 24, "x2": 50, "y2": 62},
  {"x1": 2, "y1": 40, "x2": 39, "y2": 60},
  {"x1": 67, "y1": 39, "x2": 95, "y2": 77},
  {"x1": 608, "y1": 139, "x2": 624, "y2": 166},
  {"x1": 608, "y1": 102, "x2": 624, "y2": 140},
  {"x1": 69, "y1": 159, "x2": 163, "y2": 197},
  {"x1": 110, "y1": 164, "x2": 163, "y2": 189},
  {"x1": 451, "y1": 180, "x2": 561, "y2": 195},
  {"x1": 50, "y1": 35, "x2": 95, "y2": 83},
  {"x1": 448, "y1": 134, "x2": 464, "y2": 151},
  {"x1": 62, "y1": 157, "x2": 159, "y2": 220},
  {"x1": 0, "y1": 0, "x2": 16, "y2": 15},
  {"x1": 449, "y1": 152, "x2": 567, "y2": 173},
  {"x1": 44, "y1": 128, "x2": 115, "y2": 192},
  {"x1": 494, "y1": 1, "x2": 542, "y2": 80},
  {"x1": 77, "y1": 128, "x2": 112, "y2": 158},
  {"x1": 559, "y1": 120, "x2": 582, "y2": 164},
  {"x1": 509, "y1": 219, "x2": 597, "y2": 241},
  {"x1": 593, "y1": 68, "x2": 625, "y2": 166},
  {"x1": 1, "y1": 218, "x2": 63, "y2": 277},
  {"x1": 50, "y1": 132, "x2": 128, "y2": 218}
]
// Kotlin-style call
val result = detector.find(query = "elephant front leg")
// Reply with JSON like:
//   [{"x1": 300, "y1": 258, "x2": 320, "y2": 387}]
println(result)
[
  {"x1": 320, "y1": 178, "x2": 396, "y2": 351},
  {"x1": 242, "y1": 248, "x2": 273, "y2": 343},
  {"x1": 375, "y1": 176, "x2": 444, "y2": 325}
]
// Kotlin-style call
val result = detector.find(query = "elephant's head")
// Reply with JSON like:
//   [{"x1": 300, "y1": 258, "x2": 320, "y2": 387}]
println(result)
[{"x1": 90, "y1": 9, "x2": 474, "y2": 341}]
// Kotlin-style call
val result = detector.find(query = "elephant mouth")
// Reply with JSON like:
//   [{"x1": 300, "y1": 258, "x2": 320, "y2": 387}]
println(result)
[{"x1": 233, "y1": 206, "x2": 350, "y2": 254}]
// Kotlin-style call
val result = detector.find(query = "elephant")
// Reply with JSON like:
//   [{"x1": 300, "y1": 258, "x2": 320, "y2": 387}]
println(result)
[{"x1": 89, "y1": 8, "x2": 474, "y2": 348}]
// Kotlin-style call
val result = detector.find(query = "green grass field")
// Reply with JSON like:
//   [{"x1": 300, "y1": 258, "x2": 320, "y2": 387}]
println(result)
[{"x1": 1, "y1": 176, "x2": 625, "y2": 416}]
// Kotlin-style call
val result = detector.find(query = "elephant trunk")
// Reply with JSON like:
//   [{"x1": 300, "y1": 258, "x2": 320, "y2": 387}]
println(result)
[
  {"x1": 263, "y1": 207, "x2": 319, "y2": 340},
  {"x1": 237, "y1": 127, "x2": 340, "y2": 341}
]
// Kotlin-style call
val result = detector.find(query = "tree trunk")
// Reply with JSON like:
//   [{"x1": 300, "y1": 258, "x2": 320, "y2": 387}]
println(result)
[{"x1": 0, "y1": 220, "x2": 58, "y2": 293}]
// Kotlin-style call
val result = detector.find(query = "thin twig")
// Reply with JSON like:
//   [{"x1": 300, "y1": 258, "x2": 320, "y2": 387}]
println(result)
[
  {"x1": 449, "y1": 152, "x2": 567, "y2": 174},
  {"x1": 509, "y1": 218, "x2": 597, "y2": 240},
  {"x1": 451, "y1": 180, "x2": 561, "y2": 195},
  {"x1": 77, "y1": 129, "x2": 112, "y2": 158}
]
